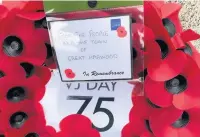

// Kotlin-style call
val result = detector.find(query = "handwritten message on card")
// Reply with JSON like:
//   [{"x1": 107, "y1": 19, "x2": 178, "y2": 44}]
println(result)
[{"x1": 49, "y1": 15, "x2": 132, "y2": 81}]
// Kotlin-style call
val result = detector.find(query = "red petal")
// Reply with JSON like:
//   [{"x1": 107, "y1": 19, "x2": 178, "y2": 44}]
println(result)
[
  {"x1": 17, "y1": 12, "x2": 45, "y2": 21},
  {"x1": 45, "y1": 126, "x2": 57, "y2": 136},
  {"x1": 148, "y1": 1, "x2": 165, "y2": 9},
  {"x1": 144, "y1": 41, "x2": 162, "y2": 65},
  {"x1": 173, "y1": 93, "x2": 200, "y2": 110},
  {"x1": 161, "y1": 3, "x2": 181, "y2": 19},
  {"x1": 160, "y1": 3, "x2": 182, "y2": 33},
  {"x1": 0, "y1": 57, "x2": 26, "y2": 78},
  {"x1": 122, "y1": 123, "x2": 137, "y2": 137},
  {"x1": 143, "y1": 26, "x2": 155, "y2": 41},
  {"x1": 170, "y1": 33, "x2": 185, "y2": 49},
  {"x1": 187, "y1": 107, "x2": 200, "y2": 122},
  {"x1": 22, "y1": 1, "x2": 44, "y2": 12},
  {"x1": 159, "y1": 126, "x2": 179, "y2": 137},
  {"x1": 178, "y1": 121, "x2": 200, "y2": 137},
  {"x1": 7, "y1": 17, "x2": 34, "y2": 36},
  {"x1": 150, "y1": 107, "x2": 182, "y2": 137},
  {"x1": 32, "y1": 87, "x2": 46, "y2": 102},
  {"x1": 144, "y1": 2, "x2": 163, "y2": 35},
  {"x1": 173, "y1": 56, "x2": 200, "y2": 109},
  {"x1": 144, "y1": 26, "x2": 162, "y2": 62},
  {"x1": 129, "y1": 114, "x2": 147, "y2": 136},
  {"x1": 20, "y1": 41, "x2": 47, "y2": 65},
  {"x1": 0, "y1": 5, "x2": 8, "y2": 20},
  {"x1": 140, "y1": 131, "x2": 155, "y2": 137},
  {"x1": 88, "y1": 129, "x2": 100, "y2": 137},
  {"x1": 181, "y1": 29, "x2": 200, "y2": 43},
  {"x1": 59, "y1": 114, "x2": 92, "y2": 131},
  {"x1": 131, "y1": 96, "x2": 151, "y2": 119},
  {"x1": 2, "y1": 1, "x2": 26, "y2": 10},
  {"x1": 144, "y1": 76, "x2": 173, "y2": 107},
  {"x1": 147, "y1": 51, "x2": 188, "y2": 81}
]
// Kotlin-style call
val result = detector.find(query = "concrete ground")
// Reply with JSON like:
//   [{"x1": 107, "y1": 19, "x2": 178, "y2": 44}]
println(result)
[{"x1": 166, "y1": 0, "x2": 200, "y2": 51}]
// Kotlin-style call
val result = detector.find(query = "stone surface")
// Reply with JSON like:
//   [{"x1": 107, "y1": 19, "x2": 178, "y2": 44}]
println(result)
[{"x1": 166, "y1": 0, "x2": 200, "y2": 51}]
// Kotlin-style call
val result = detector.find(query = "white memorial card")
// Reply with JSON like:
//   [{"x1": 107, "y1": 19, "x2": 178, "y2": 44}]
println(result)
[{"x1": 48, "y1": 15, "x2": 132, "y2": 81}]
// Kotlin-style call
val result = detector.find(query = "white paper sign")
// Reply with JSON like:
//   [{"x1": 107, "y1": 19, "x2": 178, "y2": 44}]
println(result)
[
  {"x1": 41, "y1": 70, "x2": 134, "y2": 137},
  {"x1": 48, "y1": 15, "x2": 132, "y2": 81}
]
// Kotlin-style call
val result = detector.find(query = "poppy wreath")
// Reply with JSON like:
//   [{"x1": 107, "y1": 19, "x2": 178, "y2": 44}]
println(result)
[
  {"x1": 2, "y1": 1, "x2": 200, "y2": 137},
  {"x1": 123, "y1": 1, "x2": 200, "y2": 137}
]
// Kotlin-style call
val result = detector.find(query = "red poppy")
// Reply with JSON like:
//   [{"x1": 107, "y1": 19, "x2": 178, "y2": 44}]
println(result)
[
  {"x1": 0, "y1": 2, "x2": 50, "y2": 66},
  {"x1": 126, "y1": 96, "x2": 166, "y2": 137},
  {"x1": 144, "y1": 26, "x2": 185, "y2": 81},
  {"x1": 150, "y1": 106, "x2": 200, "y2": 137},
  {"x1": 117, "y1": 26, "x2": 127, "y2": 38},
  {"x1": 0, "y1": 76, "x2": 45, "y2": 102},
  {"x1": 144, "y1": 1, "x2": 182, "y2": 37},
  {"x1": 144, "y1": 23, "x2": 199, "y2": 81},
  {"x1": 0, "y1": 100, "x2": 45, "y2": 131},
  {"x1": 144, "y1": 2, "x2": 200, "y2": 56},
  {"x1": 64, "y1": 69, "x2": 75, "y2": 79},
  {"x1": 20, "y1": 62, "x2": 51, "y2": 85},
  {"x1": 58, "y1": 114, "x2": 100, "y2": 137},
  {"x1": 145, "y1": 55, "x2": 200, "y2": 110},
  {"x1": 0, "y1": 18, "x2": 47, "y2": 66},
  {"x1": 144, "y1": 2, "x2": 200, "y2": 48}
]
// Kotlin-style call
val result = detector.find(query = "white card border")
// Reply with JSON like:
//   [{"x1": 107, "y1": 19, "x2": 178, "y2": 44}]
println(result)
[{"x1": 47, "y1": 14, "x2": 133, "y2": 82}]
